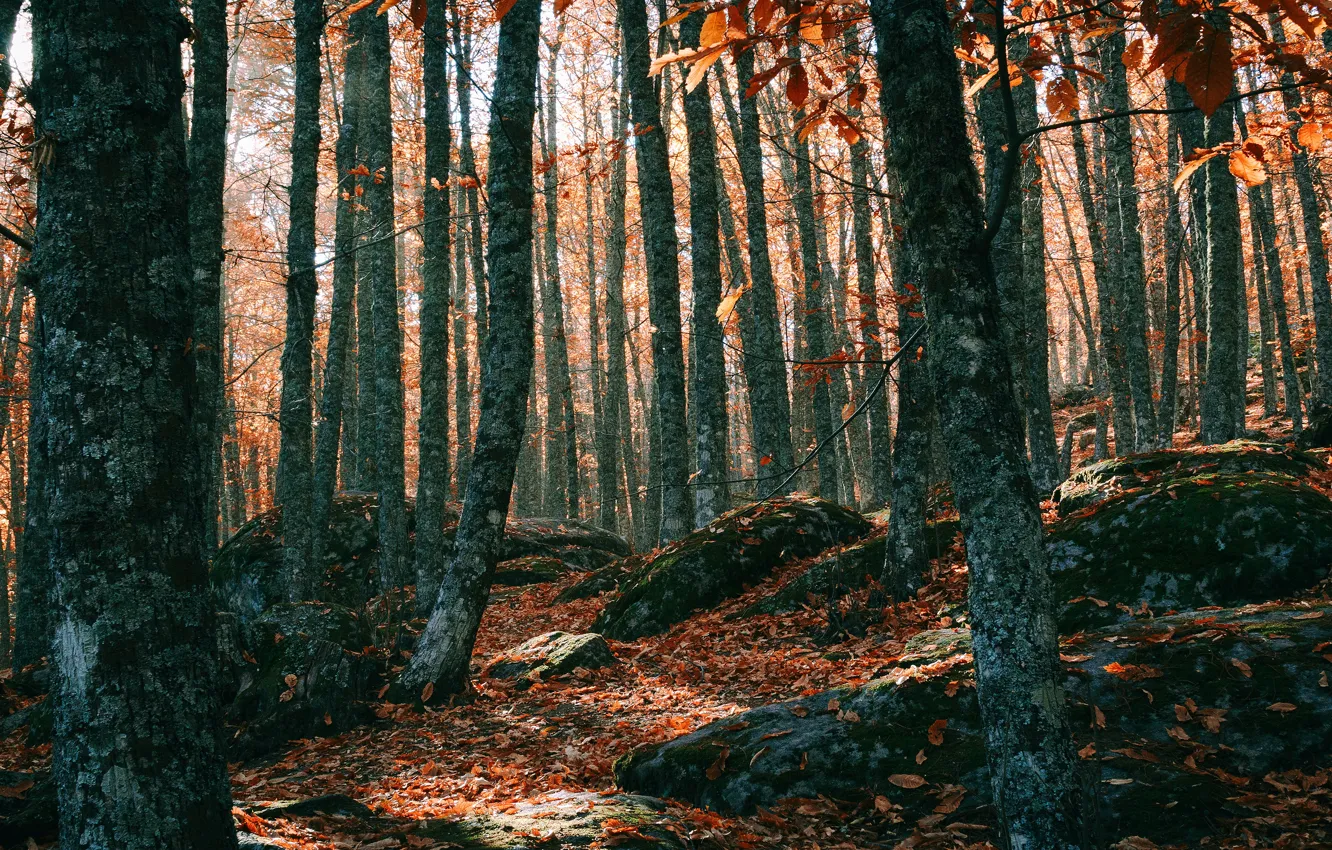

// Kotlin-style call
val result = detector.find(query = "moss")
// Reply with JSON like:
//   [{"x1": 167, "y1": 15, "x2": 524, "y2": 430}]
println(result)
[
  {"x1": 1047, "y1": 473, "x2": 1332, "y2": 631},
  {"x1": 1053, "y1": 440, "x2": 1323, "y2": 517},
  {"x1": 486, "y1": 632, "x2": 616, "y2": 685},
  {"x1": 491, "y1": 556, "x2": 569, "y2": 587},
  {"x1": 594, "y1": 497, "x2": 872, "y2": 639}
]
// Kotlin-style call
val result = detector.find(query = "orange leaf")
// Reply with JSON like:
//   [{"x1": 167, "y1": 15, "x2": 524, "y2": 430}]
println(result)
[
  {"x1": 493, "y1": 0, "x2": 518, "y2": 24},
  {"x1": 421, "y1": 681, "x2": 435, "y2": 702},
  {"x1": 700, "y1": 9, "x2": 728, "y2": 47},
  {"x1": 888, "y1": 773, "x2": 926, "y2": 789},
  {"x1": 786, "y1": 64, "x2": 809, "y2": 109},
  {"x1": 927, "y1": 718, "x2": 947, "y2": 746},
  {"x1": 1183, "y1": 23, "x2": 1233, "y2": 117},
  {"x1": 1267, "y1": 702, "x2": 1297, "y2": 713},
  {"x1": 1228, "y1": 149, "x2": 1266, "y2": 187}
]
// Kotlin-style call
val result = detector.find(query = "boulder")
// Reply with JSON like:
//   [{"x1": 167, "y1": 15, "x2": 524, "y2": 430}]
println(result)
[
  {"x1": 212, "y1": 493, "x2": 630, "y2": 627},
  {"x1": 226, "y1": 602, "x2": 379, "y2": 759},
  {"x1": 250, "y1": 793, "x2": 375, "y2": 820},
  {"x1": 593, "y1": 497, "x2": 872, "y2": 640},
  {"x1": 492, "y1": 555, "x2": 571, "y2": 587},
  {"x1": 1047, "y1": 473, "x2": 1332, "y2": 631},
  {"x1": 1052, "y1": 441, "x2": 1324, "y2": 517},
  {"x1": 410, "y1": 790, "x2": 707, "y2": 849},
  {"x1": 486, "y1": 632, "x2": 616, "y2": 686},
  {"x1": 739, "y1": 518, "x2": 963, "y2": 618},
  {"x1": 1296, "y1": 404, "x2": 1332, "y2": 450},
  {"x1": 615, "y1": 603, "x2": 1332, "y2": 846}
]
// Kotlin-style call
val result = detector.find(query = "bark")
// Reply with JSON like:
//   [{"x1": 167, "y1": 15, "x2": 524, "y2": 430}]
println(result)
[
  {"x1": 1256, "y1": 180, "x2": 1304, "y2": 433},
  {"x1": 415, "y1": 0, "x2": 453, "y2": 616},
  {"x1": 682, "y1": 10, "x2": 729, "y2": 525},
  {"x1": 537, "y1": 26, "x2": 579, "y2": 519},
  {"x1": 1199, "y1": 65, "x2": 1244, "y2": 444},
  {"x1": 621, "y1": 0, "x2": 691, "y2": 542},
  {"x1": 846, "y1": 45, "x2": 891, "y2": 506},
  {"x1": 394, "y1": 0, "x2": 540, "y2": 698},
  {"x1": 277, "y1": 0, "x2": 322, "y2": 601},
  {"x1": 1159, "y1": 105, "x2": 1184, "y2": 444},
  {"x1": 1276, "y1": 50, "x2": 1332, "y2": 404},
  {"x1": 312, "y1": 20, "x2": 364, "y2": 572},
  {"x1": 32, "y1": 0, "x2": 237, "y2": 843},
  {"x1": 727, "y1": 48, "x2": 795, "y2": 484},
  {"x1": 1238, "y1": 104, "x2": 1277, "y2": 419},
  {"x1": 788, "y1": 45, "x2": 839, "y2": 499},
  {"x1": 582, "y1": 73, "x2": 607, "y2": 528},
  {"x1": 451, "y1": 7, "x2": 478, "y2": 488},
  {"x1": 603, "y1": 46, "x2": 634, "y2": 538},
  {"x1": 455, "y1": 10, "x2": 488, "y2": 364},
  {"x1": 1099, "y1": 29, "x2": 1158, "y2": 449},
  {"x1": 353, "y1": 5, "x2": 376, "y2": 490},
  {"x1": 362, "y1": 6, "x2": 407, "y2": 589},
  {"x1": 869, "y1": 0, "x2": 1086, "y2": 844},
  {"x1": 188, "y1": 0, "x2": 229, "y2": 556},
  {"x1": 453, "y1": 183, "x2": 472, "y2": 494}
]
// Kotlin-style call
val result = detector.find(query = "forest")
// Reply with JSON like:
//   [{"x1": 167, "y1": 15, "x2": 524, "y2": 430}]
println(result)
[{"x1": 1, "y1": 0, "x2": 1332, "y2": 846}]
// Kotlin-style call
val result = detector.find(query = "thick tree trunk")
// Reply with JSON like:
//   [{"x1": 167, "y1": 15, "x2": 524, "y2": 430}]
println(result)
[
  {"x1": 312, "y1": 23, "x2": 365, "y2": 572},
  {"x1": 393, "y1": 0, "x2": 540, "y2": 698},
  {"x1": 363, "y1": 6, "x2": 408, "y2": 590},
  {"x1": 1159, "y1": 107, "x2": 1184, "y2": 444},
  {"x1": 621, "y1": 0, "x2": 691, "y2": 542},
  {"x1": 32, "y1": 0, "x2": 237, "y2": 843},
  {"x1": 415, "y1": 1, "x2": 453, "y2": 616},
  {"x1": 277, "y1": 0, "x2": 322, "y2": 601},
  {"x1": 353, "y1": 5, "x2": 377, "y2": 491},
  {"x1": 869, "y1": 0, "x2": 1085, "y2": 845},
  {"x1": 727, "y1": 50, "x2": 795, "y2": 485},
  {"x1": 682, "y1": 10, "x2": 729, "y2": 526},
  {"x1": 189, "y1": 0, "x2": 228, "y2": 556}
]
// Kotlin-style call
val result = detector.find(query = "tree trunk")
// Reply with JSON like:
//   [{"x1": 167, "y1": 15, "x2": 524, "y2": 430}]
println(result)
[
  {"x1": 788, "y1": 45, "x2": 839, "y2": 499},
  {"x1": 869, "y1": 0, "x2": 1086, "y2": 844},
  {"x1": 603, "y1": 45, "x2": 634, "y2": 538},
  {"x1": 1199, "y1": 63, "x2": 1244, "y2": 444},
  {"x1": 1256, "y1": 179, "x2": 1304, "y2": 433},
  {"x1": 277, "y1": 0, "x2": 322, "y2": 601},
  {"x1": 621, "y1": 0, "x2": 691, "y2": 542},
  {"x1": 188, "y1": 0, "x2": 228, "y2": 557},
  {"x1": 353, "y1": 5, "x2": 377, "y2": 491},
  {"x1": 393, "y1": 0, "x2": 540, "y2": 699},
  {"x1": 681, "y1": 9, "x2": 729, "y2": 525},
  {"x1": 581, "y1": 70, "x2": 608, "y2": 528},
  {"x1": 452, "y1": 183, "x2": 473, "y2": 497},
  {"x1": 1159, "y1": 105, "x2": 1184, "y2": 445},
  {"x1": 11, "y1": 304, "x2": 45, "y2": 674},
  {"x1": 32, "y1": 0, "x2": 237, "y2": 842},
  {"x1": 537, "y1": 26, "x2": 578, "y2": 519},
  {"x1": 1102, "y1": 30, "x2": 1158, "y2": 449},
  {"x1": 415, "y1": 1, "x2": 453, "y2": 616},
  {"x1": 362, "y1": 5, "x2": 407, "y2": 590},
  {"x1": 312, "y1": 21, "x2": 365, "y2": 573},
  {"x1": 726, "y1": 49, "x2": 795, "y2": 485}
]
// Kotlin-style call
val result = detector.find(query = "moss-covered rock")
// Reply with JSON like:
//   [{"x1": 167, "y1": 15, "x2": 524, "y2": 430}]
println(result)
[
  {"x1": 212, "y1": 493, "x2": 630, "y2": 627},
  {"x1": 226, "y1": 602, "x2": 378, "y2": 759},
  {"x1": 593, "y1": 497, "x2": 872, "y2": 640},
  {"x1": 739, "y1": 518, "x2": 963, "y2": 618},
  {"x1": 486, "y1": 632, "x2": 617, "y2": 686},
  {"x1": 615, "y1": 603, "x2": 1332, "y2": 846},
  {"x1": 411, "y1": 791, "x2": 707, "y2": 849},
  {"x1": 492, "y1": 556, "x2": 571, "y2": 587},
  {"x1": 1052, "y1": 441, "x2": 1324, "y2": 517},
  {"x1": 1047, "y1": 473, "x2": 1332, "y2": 631},
  {"x1": 1296, "y1": 404, "x2": 1332, "y2": 450}
]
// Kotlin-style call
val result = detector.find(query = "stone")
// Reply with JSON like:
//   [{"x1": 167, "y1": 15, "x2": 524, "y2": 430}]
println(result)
[
  {"x1": 1047, "y1": 473, "x2": 1332, "y2": 631},
  {"x1": 486, "y1": 632, "x2": 616, "y2": 687},
  {"x1": 593, "y1": 497, "x2": 872, "y2": 640},
  {"x1": 615, "y1": 602, "x2": 1332, "y2": 846}
]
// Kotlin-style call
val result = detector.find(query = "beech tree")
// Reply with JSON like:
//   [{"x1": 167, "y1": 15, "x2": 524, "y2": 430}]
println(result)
[{"x1": 32, "y1": 0, "x2": 238, "y2": 843}]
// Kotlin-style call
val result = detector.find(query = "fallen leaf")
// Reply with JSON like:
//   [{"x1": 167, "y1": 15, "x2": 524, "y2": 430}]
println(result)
[
  {"x1": 927, "y1": 719, "x2": 947, "y2": 746},
  {"x1": 1230, "y1": 658, "x2": 1252, "y2": 678},
  {"x1": 705, "y1": 745, "x2": 730, "y2": 780},
  {"x1": 1267, "y1": 702, "x2": 1297, "y2": 713},
  {"x1": 888, "y1": 774, "x2": 926, "y2": 789}
]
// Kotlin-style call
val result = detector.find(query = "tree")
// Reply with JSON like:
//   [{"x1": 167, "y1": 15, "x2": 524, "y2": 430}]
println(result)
[
  {"x1": 681, "y1": 8, "x2": 730, "y2": 526},
  {"x1": 869, "y1": 0, "x2": 1085, "y2": 843},
  {"x1": 188, "y1": 0, "x2": 229, "y2": 556},
  {"x1": 276, "y1": 0, "x2": 323, "y2": 601},
  {"x1": 32, "y1": 0, "x2": 237, "y2": 843},
  {"x1": 415, "y1": 0, "x2": 454, "y2": 616},
  {"x1": 621, "y1": 0, "x2": 690, "y2": 543},
  {"x1": 362, "y1": 4, "x2": 408, "y2": 591},
  {"x1": 393, "y1": 0, "x2": 542, "y2": 700}
]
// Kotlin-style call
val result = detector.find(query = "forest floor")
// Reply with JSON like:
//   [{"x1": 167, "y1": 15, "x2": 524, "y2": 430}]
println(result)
[{"x1": 4, "y1": 380, "x2": 1328, "y2": 849}]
